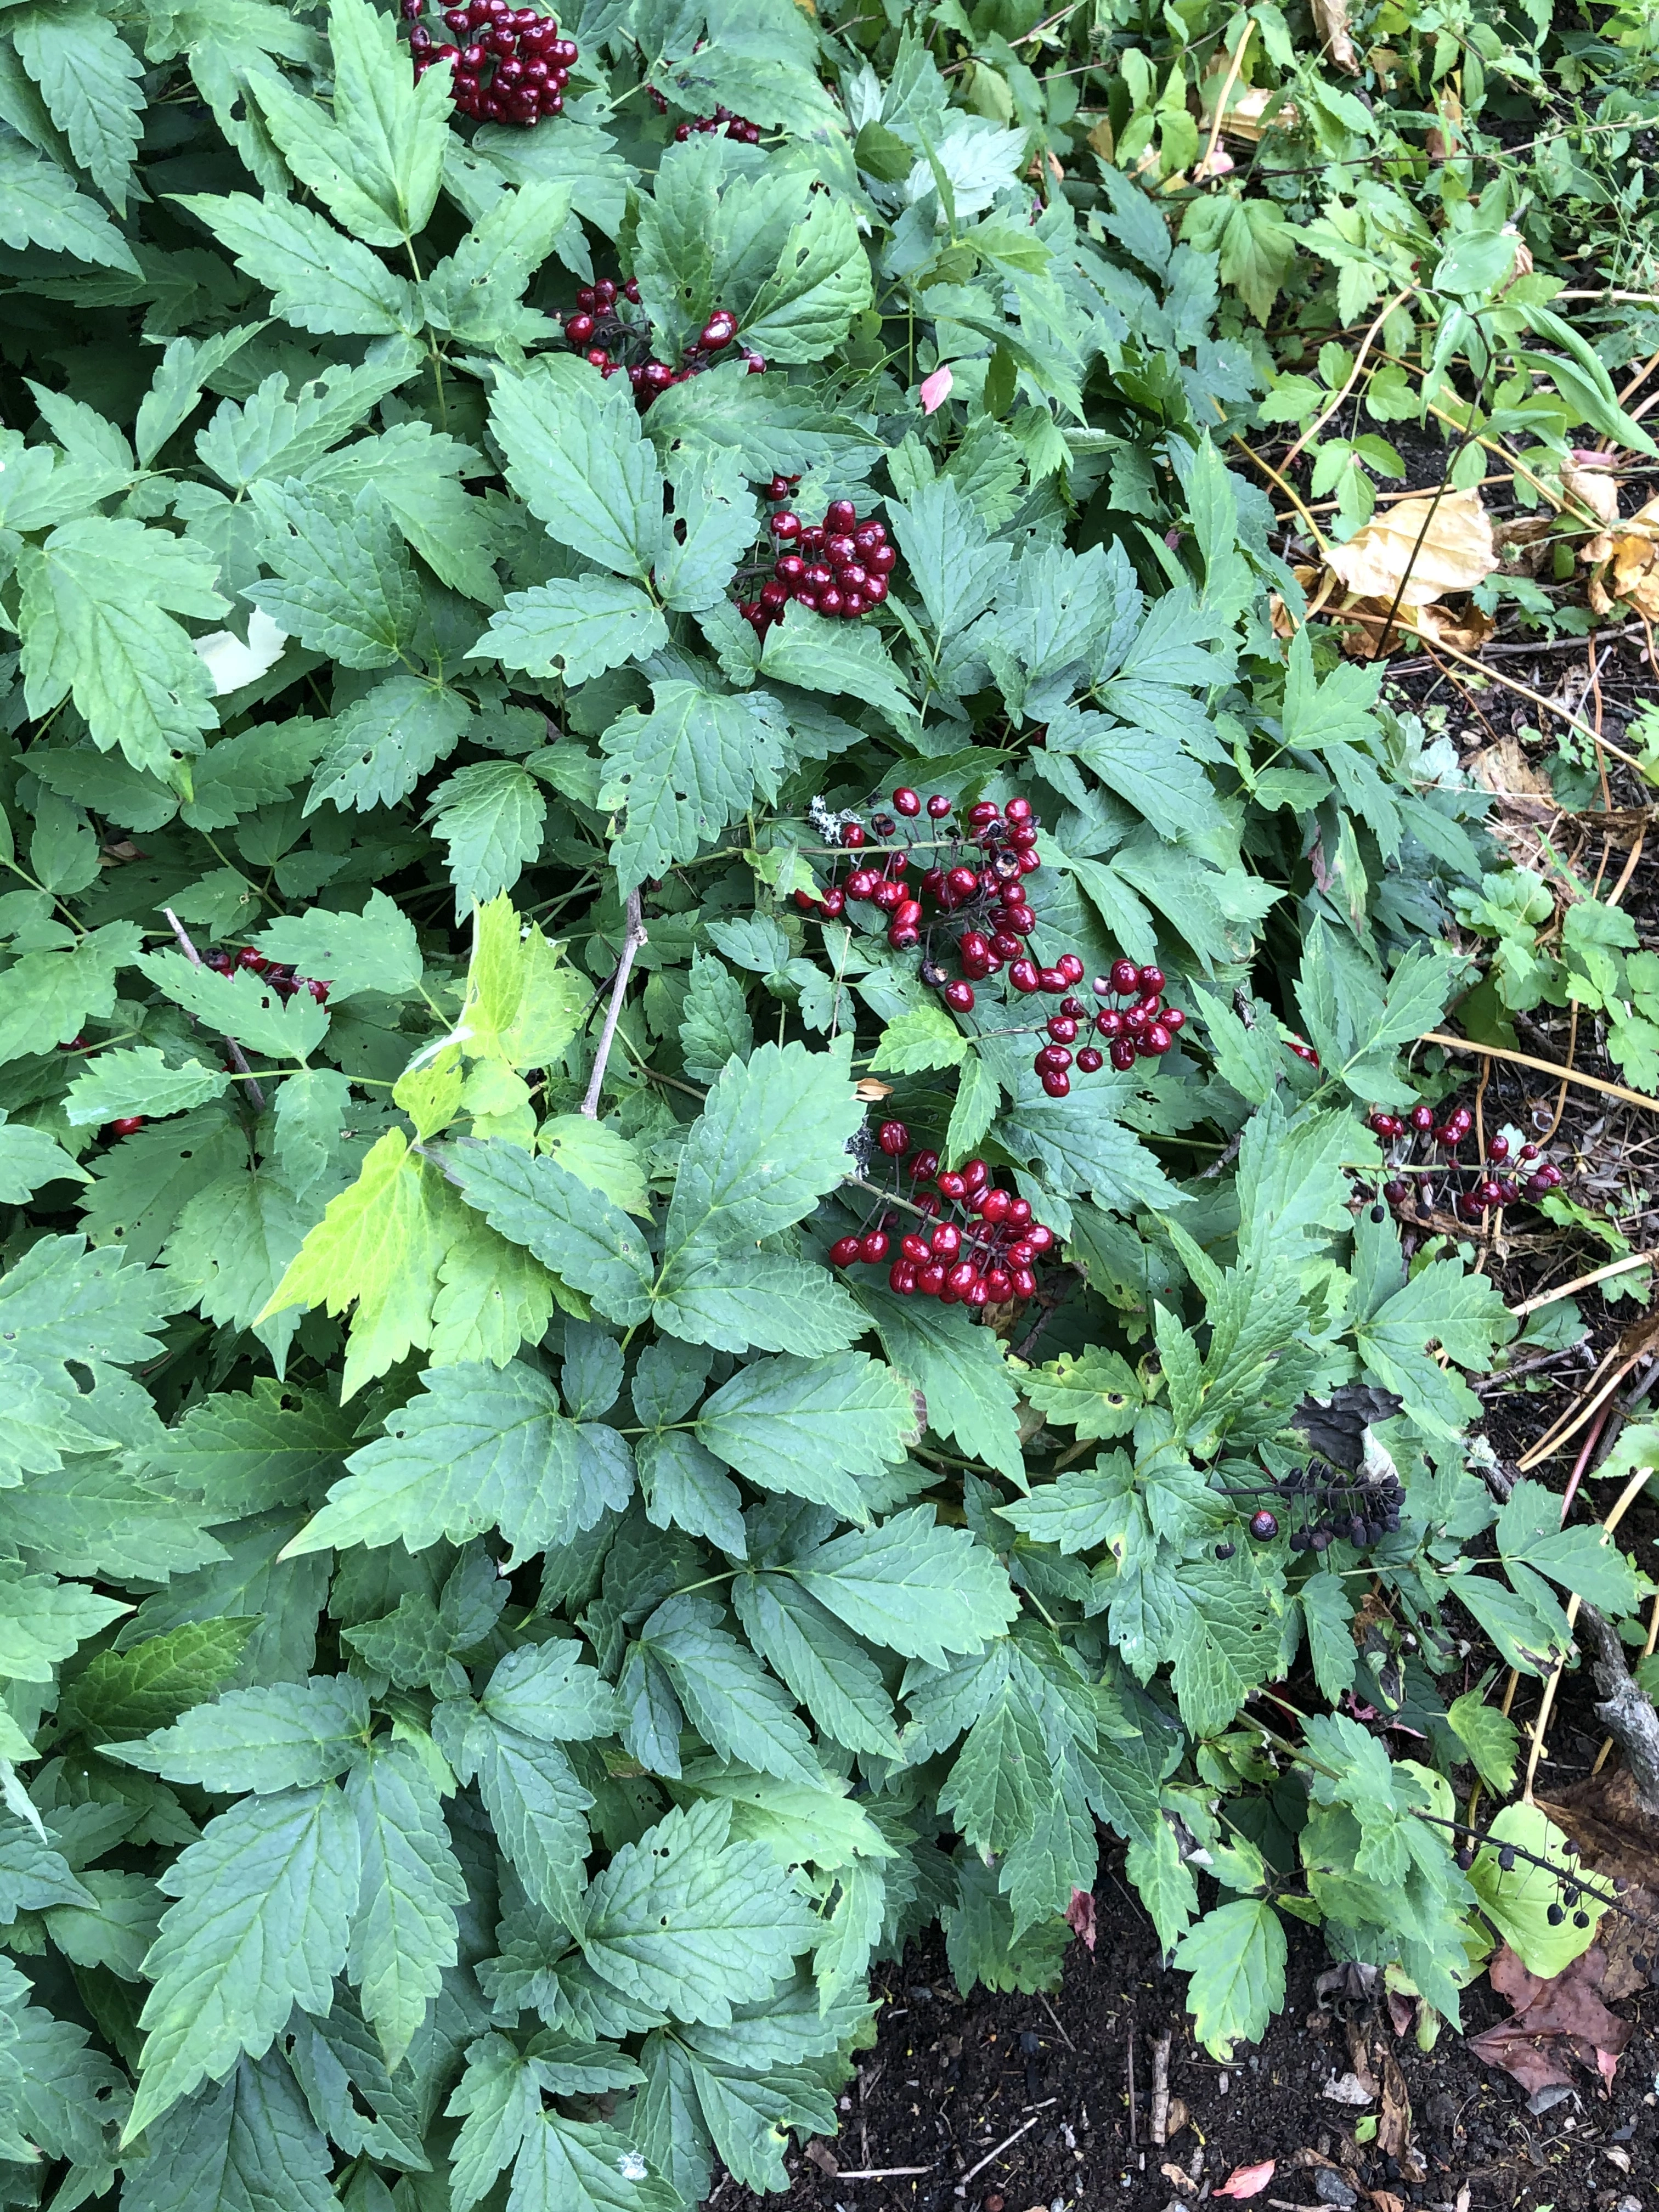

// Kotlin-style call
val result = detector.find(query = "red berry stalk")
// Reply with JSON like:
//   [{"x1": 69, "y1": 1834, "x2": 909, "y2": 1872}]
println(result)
[
  {"x1": 405, "y1": 0, "x2": 576, "y2": 127},
  {"x1": 562, "y1": 283, "x2": 762, "y2": 392},
  {"x1": 205, "y1": 945, "x2": 330, "y2": 1005},
  {"x1": 828, "y1": 1126, "x2": 1059, "y2": 1312},
  {"x1": 794, "y1": 790, "x2": 1184, "y2": 1096},
  {"x1": 740, "y1": 498, "x2": 896, "y2": 634},
  {"x1": 674, "y1": 105, "x2": 761, "y2": 143},
  {"x1": 1366, "y1": 1102, "x2": 1560, "y2": 1222}
]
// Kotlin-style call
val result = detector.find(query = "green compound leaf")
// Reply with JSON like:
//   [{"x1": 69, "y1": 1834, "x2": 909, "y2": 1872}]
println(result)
[
  {"x1": 128, "y1": 1782, "x2": 359, "y2": 2138},
  {"x1": 1171, "y1": 1897, "x2": 1287, "y2": 2059},
  {"x1": 285, "y1": 1359, "x2": 633, "y2": 1562},
  {"x1": 578, "y1": 1798, "x2": 820, "y2": 2025}
]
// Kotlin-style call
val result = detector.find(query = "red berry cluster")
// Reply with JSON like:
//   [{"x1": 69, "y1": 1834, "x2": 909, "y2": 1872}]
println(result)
[
  {"x1": 739, "y1": 496, "x2": 896, "y2": 633},
  {"x1": 792, "y1": 791, "x2": 1183, "y2": 1097},
  {"x1": 1367, "y1": 1101, "x2": 1562, "y2": 1223},
  {"x1": 404, "y1": 0, "x2": 575, "y2": 125},
  {"x1": 205, "y1": 944, "x2": 330, "y2": 1006},
  {"x1": 829, "y1": 1124, "x2": 1058, "y2": 1308},
  {"x1": 561, "y1": 284, "x2": 763, "y2": 392},
  {"x1": 674, "y1": 105, "x2": 760, "y2": 143}
]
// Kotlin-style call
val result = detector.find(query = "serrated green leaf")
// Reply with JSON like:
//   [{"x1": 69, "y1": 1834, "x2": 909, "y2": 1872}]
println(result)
[
  {"x1": 787, "y1": 1508, "x2": 1019, "y2": 1667},
  {"x1": 137, "y1": 949, "x2": 329, "y2": 1063},
  {"x1": 247, "y1": 477, "x2": 420, "y2": 669},
  {"x1": 63, "y1": 1046, "x2": 231, "y2": 1126},
  {"x1": 579, "y1": 1797, "x2": 819, "y2": 2024},
  {"x1": 12, "y1": 5, "x2": 144, "y2": 208},
  {"x1": 121, "y1": 2047, "x2": 337, "y2": 2212},
  {"x1": 346, "y1": 1737, "x2": 464, "y2": 2067},
  {"x1": 448, "y1": 1139, "x2": 654, "y2": 1324},
  {"x1": 695, "y1": 1351, "x2": 916, "y2": 1522},
  {"x1": 599, "y1": 679, "x2": 788, "y2": 896},
  {"x1": 128, "y1": 1781, "x2": 359, "y2": 2138},
  {"x1": 473, "y1": 577, "x2": 669, "y2": 685},
  {"x1": 0, "y1": 127, "x2": 139, "y2": 270},
  {"x1": 1171, "y1": 1897, "x2": 1286, "y2": 2058},
  {"x1": 490, "y1": 360, "x2": 663, "y2": 579},
  {"x1": 109, "y1": 1675, "x2": 369, "y2": 1793},
  {"x1": 427, "y1": 760, "x2": 548, "y2": 916},
  {"x1": 176, "y1": 190, "x2": 421, "y2": 336},
  {"x1": 286, "y1": 1359, "x2": 632, "y2": 1562}
]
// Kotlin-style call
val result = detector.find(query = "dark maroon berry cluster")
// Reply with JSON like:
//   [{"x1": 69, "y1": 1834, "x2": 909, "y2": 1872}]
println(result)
[
  {"x1": 1237, "y1": 1461, "x2": 1404, "y2": 1553},
  {"x1": 829, "y1": 1125, "x2": 1058, "y2": 1309},
  {"x1": 1367, "y1": 1102, "x2": 1562, "y2": 1223},
  {"x1": 740, "y1": 497, "x2": 896, "y2": 633},
  {"x1": 793, "y1": 792, "x2": 1183, "y2": 1097},
  {"x1": 205, "y1": 944, "x2": 330, "y2": 1007},
  {"x1": 674, "y1": 104, "x2": 760, "y2": 143},
  {"x1": 561, "y1": 284, "x2": 762, "y2": 393},
  {"x1": 404, "y1": 0, "x2": 576, "y2": 126}
]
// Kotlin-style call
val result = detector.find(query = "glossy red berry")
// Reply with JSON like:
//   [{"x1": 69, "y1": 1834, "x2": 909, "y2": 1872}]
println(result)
[
  {"x1": 943, "y1": 980, "x2": 975, "y2": 1013},
  {"x1": 826, "y1": 498, "x2": 857, "y2": 531},
  {"x1": 109, "y1": 1115, "x2": 146, "y2": 1138},
  {"x1": 830, "y1": 1235, "x2": 861, "y2": 1267},
  {"x1": 907, "y1": 1149, "x2": 939, "y2": 1181},
  {"x1": 1009, "y1": 958, "x2": 1041, "y2": 992},
  {"x1": 1109, "y1": 958, "x2": 1139, "y2": 995},
  {"x1": 1109, "y1": 1038, "x2": 1136, "y2": 1070},
  {"x1": 935, "y1": 1171, "x2": 967, "y2": 1200},
  {"x1": 926, "y1": 793, "x2": 951, "y2": 819},
  {"x1": 860, "y1": 1230, "x2": 889, "y2": 1263},
  {"x1": 1041, "y1": 1070, "x2": 1070, "y2": 1097},
  {"x1": 1037, "y1": 967, "x2": 1066, "y2": 994},
  {"x1": 892, "y1": 787, "x2": 921, "y2": 816},
  {"x1": 771, "y1": 511, "x2": 801, "y2": 540},
  {"x1": 841, "y1": 821, "x2": 866, "y2": 848},
  {"x1": 878, "y1": 1120, "x2": 910, "y2": 1156},
  {"x1": 1004, "y1": 796, "x2": 1033, "y2": 823},
  {"x1": 1076, "y1": 1047, "x2": 1104, "y2": 1073},
  {"x1": 1047, "y1": 1015, "x2": 1077, "y2": 1043},
  {"x1": 930, "y1": 1222, "x2": 962, "y2": 1260},
  {"x1": 979, "y1": 1188, "x2": 1013, "y2": 1224},
  {"x1": 238, "y1": 946, "x2": 269, "y2": 972}
]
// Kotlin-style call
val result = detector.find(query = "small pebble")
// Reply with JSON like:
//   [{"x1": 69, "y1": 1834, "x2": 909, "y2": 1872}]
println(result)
[{"x1": 1314, "y1": 2174, "x2": 1358, "y2": 2210}]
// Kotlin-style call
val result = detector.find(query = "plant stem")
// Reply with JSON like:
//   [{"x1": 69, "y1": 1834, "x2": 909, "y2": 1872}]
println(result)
[{"x1": 580, "y1": 887, "x2": 646, "y2": 1119}]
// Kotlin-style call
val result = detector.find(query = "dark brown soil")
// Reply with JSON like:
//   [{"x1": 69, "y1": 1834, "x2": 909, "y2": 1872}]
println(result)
[{"x1": 727, "y1": 1899, "x2": 1658, "y2": 2212}]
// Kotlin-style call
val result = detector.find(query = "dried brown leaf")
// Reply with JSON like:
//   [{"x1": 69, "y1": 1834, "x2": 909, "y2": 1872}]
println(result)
[
  {"x1": 1325, "y1": 488, "x2": 1498, "y2": 608},
  {"x1": 1311, "y1": 0, "x2": 1360, "y2": 72}
]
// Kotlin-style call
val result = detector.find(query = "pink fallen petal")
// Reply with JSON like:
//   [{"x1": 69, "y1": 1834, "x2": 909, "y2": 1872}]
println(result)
[
  {"x1": 919, "y1": 364, "x2": 953, "y2": 414},
  {"x1": 1215, "y1": 2161, "x2": 1276, "y2": 2199},
  {"x1": 1065, "y1": 1888, "x2": 1096, "y2": 1950},
  {"x1": 1569, "y1": 448, "x2": 1616, "y2": 467}
]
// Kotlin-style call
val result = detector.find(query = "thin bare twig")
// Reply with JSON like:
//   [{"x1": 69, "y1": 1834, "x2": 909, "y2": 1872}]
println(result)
[
  {"x1": 162, "y1": 906, "x2": 266, "y2": 1113},
  {"x1": 1510, "y1": 1250, "x2": 1655, "y2": 1316},
  {"x1": 953, "y1": 2117, "x2": 1039, "y2": 2196},
  {"x1": 580, "y1": 887, "x2": 646, "y2": 1119},
  {"x1": 1421, "y1": 1032, "x2": 1659, "y2": 1115}
]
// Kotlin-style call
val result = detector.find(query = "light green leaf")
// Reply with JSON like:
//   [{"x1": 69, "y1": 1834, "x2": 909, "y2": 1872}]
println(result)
[
  {"x1": 657, "y1": 448, "x2": 759, "y2": 614},
  {"x1": 695, "y1": 1351, "x2": 916, "y2": 1522},
  {"x1": 285, "y1": 1359, "x2": 633, "y2": 1561},
  {"x1": 247, "y1": 478, "x2": 420, "y2": 670},
  {"x1": 1171, "y1": 1897, "x2": 1286, "y2": 2058},
  {"x1": 599, "y1": 679, "x2": 788, "y2": 896},
  {"x1": 18, "y1": 517, "x2": 226, "y2": 775},
  {"x1": 740, "y1": 191, "x2": 873, "y2": 364},
  {"x1": 1446, "y1": 1691, "x2": 1519, "y2": 1795},
  {"x1": 252, "y1": 890, "x2": 424, "y2": 1000},
  {"x1": 759, "y1": 602, "x2": 913, "y2": 729},
  {"x1": 136, "y1": 949, "x2": 330, "y2": 1063},
  {"x1": 307, "y1": 674, "x2": 472, "y2": 813},
  {"x1": 447, "y1": 1140, "x2": 655, "y2": 1324},
  {"x1": 110, "y1": 1674, "x2": 366, "y2": 1795},
  {"x1": 0, "y1": 127, "x2": 139, "y2": 271},
  {"x1": 63, "y1": 1045, "x2": 229, "y2": 1128},
  {"x1": 787, "y1": 1508, "x2": 1019, "y2": 1667},
  {"x1": 128, "y1": 1782, "x2": 359, "y2": 2138},
  {"x1": 1469, "y1": 1801, "x2": 1605, "y2": 1977},
  {"x1": 660, "y1": 1037, "x2": 862, "y2": 1260},
  {"x1": 473, "y1": 577, "x2": 669, "y2": 685},
  {"x1": 870, "y1": 1003, "x2": 969, "y2": 1074},
  {"x1": 482, "y1": 1638, "x2": 620, "y2": 1742},
  {"x1": 176, "y1": 190, "x2": 421, "y2": 336},
  {"x1": 490, "y1": 360, "x2": 663, "y2": 579},
  {"x1": 346, "y1": 1737, "x2": 465, "y2": 2068},
  {"x1": 12, "y1": 4, "x2": 144, "y2": 208},
  {"x1": 427, "y1": 760, "x2": 548, "y2": 917},
  {"x1": 578, "y1": 1797, "x2": 820, "y2": 2024}
]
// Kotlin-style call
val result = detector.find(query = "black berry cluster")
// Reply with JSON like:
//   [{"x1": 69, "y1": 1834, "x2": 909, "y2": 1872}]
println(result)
[
  {"x1": 1367, "y1": 1102, "x2": 1562, "y2": 1223},
  {"x1": 1239, "y1": 1458, "x2": 1404, "y2": 1553},
  {"x1": 674, "y1": 105, "x2": 760, "y2": 143},
  {"x1": 794, "y1": 791, "x2": 1184, "y2": 1097},
  {"x1": 561, "y1": 283, "x2": 762, "y2": 392},
  {"x1": 830, "y1": 1122, "x2": 1059, "y2": 1308},
  {"x1": 404, "y1": 0, "x2": 576, "y2": 126},
  {"x1": 739, "y1": 498, "x2": 897, "y2": 633},
  {"x1": 205, "y1": 944, "x2": 331, "y2": 1006}
]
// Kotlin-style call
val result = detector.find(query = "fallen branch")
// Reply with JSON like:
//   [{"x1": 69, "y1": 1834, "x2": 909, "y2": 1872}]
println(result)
[
  {"x1": 1579, "y1": 1604, "x2": 1659, "y2": 1817},
  {"x1": 1510, "y1": 1251, "x2": 1655, "y2": 1316},
  {"x1": 953, "y1": 2117, "x2": 1039, "y2": 2196}
]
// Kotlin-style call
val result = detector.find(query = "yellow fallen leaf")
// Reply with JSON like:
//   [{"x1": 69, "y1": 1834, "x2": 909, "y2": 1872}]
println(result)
[
  {"x1": 1410, "y1": 599, "x2": 1496, "y2": 653},
  {"x1": 1610, "y1": 530, "x2": 1659, "y2": 618},
  {"x1": 1562, "y1": 455, "x2": 1620, "y2": 561},
  {"x1": 1198, "y1": 81, "x2": 1298, "y2": 139},
  {"x1": 1325, "y1": 487, "x2": 1497, "y2": 607}
]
